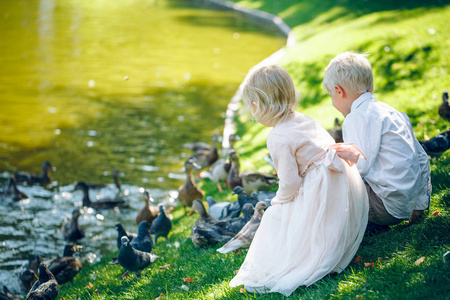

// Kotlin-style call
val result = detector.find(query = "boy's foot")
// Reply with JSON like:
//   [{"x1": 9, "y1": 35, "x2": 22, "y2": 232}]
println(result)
[
  {"x1": 364, "y1": 222, "x2": 390, "y2": 236},
  {"x1": 410, "y1": 210, "x2": 425, "y2": 223}
]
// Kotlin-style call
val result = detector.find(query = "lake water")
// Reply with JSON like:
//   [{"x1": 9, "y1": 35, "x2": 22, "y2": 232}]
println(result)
[{"x1": 0, "y1": 0, "x2": 285, "y2": 295}]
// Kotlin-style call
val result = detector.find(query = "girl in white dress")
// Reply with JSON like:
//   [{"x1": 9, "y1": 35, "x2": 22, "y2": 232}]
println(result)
[{"x1": 229, "y1": 65, "x2": 369, "y2": 296}]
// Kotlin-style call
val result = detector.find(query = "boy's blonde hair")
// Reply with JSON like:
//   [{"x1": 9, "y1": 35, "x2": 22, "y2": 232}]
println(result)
[
  {"x1": 243, "y1": 65, "x2": 299, "y2": 124},
  {"x1": 323, "y1": 52, "x2": 373, "y2": 96}
]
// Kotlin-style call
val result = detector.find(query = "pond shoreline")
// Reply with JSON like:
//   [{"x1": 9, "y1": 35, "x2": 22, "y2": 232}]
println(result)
[{"x1": 198, "y1": 0, "x2": 294, "y2": 151}]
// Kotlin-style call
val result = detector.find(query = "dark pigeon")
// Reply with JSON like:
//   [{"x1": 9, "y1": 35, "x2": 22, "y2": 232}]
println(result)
[
  {"x1": 131, "y1": 221, "x2": 153, "y2": 253},
  {"x1": 419, "y1": 129, "x2": 450, "y2": 158},
  {"x1": 150, "y1": 205, "x2": 172, "y2": 244},
  {"x1": 117, "y1": 236, "x2": 158, "y2": 278}
]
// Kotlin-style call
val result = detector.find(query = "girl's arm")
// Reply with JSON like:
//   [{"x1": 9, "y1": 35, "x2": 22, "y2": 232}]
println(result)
[{"x1": 268, "y1": 135, "x2": 302, "y2": 204}]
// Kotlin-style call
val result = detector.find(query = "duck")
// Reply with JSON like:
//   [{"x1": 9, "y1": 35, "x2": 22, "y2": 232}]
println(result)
[
  {"x1": 206, "y1": 195, "x2": 240, "y2": 220},
  {"x1": 2, "y1": 176, "x2": 28, "y2": 201},
  {"x1": 178, "y1": 158, "x2": 205, "y2": 213},
  {"x1": 130, "y1": 221, "x2": 153, "y2": 253},
  {"x1": 187, "y1": 133, "x2": 220, "y2": 170},
  {"x1": 190, "y1": 199, "x2": 236, "y2": 248},
  {"x1": 26, "y1": 263, "x2": 59, "y2": 300},
  {"x1": 227, "y1": 150, "x2": 278, "y2": 194},
  {"x1": 438, "y1": 90, "x2": 450, "y2": 121},
  {"x1": 136, "y1": 189, "x2": 159, "y2": 226},
  {"x1": 419, "y1": 129, "x2": 450, "y2": 158},
  {"x1": 0, "y1": 285, "x2": 21, "y2": 300},
  {"x1": 200, "y1": 134, "x2": 240, "y2": 192},
  {"x1": 117, "y1": 236, "x2": 159, "y2": 279},
  {"x1": 150, "y1": 205, "x2": 173, "y2": 244},
  {"x1": 47, "y1": 243, "x2": 83, "y2": 285},
  {"x1": 217, "y1": 201, "x2": 268, "y2": 254},
  {"x1": 327, "y1": 117, "x2": 343, "y2": 143},
  {"x1": 15, "y1": 160, "x2": 56, "y2": 186},
  {"x1": 19, "y1": 255, "x2": 45, "y2": 294},
  {"x1": 62, "y1": 209, "x2": 84, "y2": 241},
  {"x1": 75, "y1": 181, "x2": 126, "y2": 209},
  {"x1": 85, "y1": 169, "x2": 121, "y2": 191}
]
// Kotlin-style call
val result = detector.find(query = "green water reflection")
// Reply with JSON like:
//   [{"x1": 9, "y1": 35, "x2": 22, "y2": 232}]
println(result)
[{"x1": 0, "y1": 0, "x2": 285, "y2": 189}]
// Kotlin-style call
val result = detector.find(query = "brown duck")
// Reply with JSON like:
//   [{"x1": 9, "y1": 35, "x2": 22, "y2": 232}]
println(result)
[
  {"x1": 188, "y1": 133, "x2": 220, "y2": 170},
  {"x1": 136, "y1": 189, "x2": 159, "y2": 225},
  {"x1": 227, "y1": 150, "x2": 278, "y2": 194},
  {"x1": 327, "y1": 117, "x2": 343, "y2": 143},
  {"x1": 178, "y1": 158, "x2": 205, "y2": 213}
]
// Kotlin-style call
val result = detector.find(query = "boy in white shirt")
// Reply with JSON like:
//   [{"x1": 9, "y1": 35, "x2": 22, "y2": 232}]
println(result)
[{"x1": 323, "y1": 52, "x2": 431, "y2": 229}]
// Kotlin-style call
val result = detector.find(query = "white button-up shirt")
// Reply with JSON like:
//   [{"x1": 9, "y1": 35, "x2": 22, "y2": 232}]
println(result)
[{"x1": 342, "y1": 92, "x2": 431, "y2": 219}]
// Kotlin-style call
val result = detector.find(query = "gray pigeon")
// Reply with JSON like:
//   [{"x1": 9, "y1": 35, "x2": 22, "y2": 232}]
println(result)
[
  {"x1": 251, "y1": 191, "x2": 275, "y2": 207},
  {"x1": 206, "y1": 196, "x2": 240, "y2": 220},
  {"x1": 190, "y1": 199, "x2": 236, "y2": 248},
  {"x1": 217, "y1": 201, "x2": 268, "y2": 254},
  {"x1": 131, "y1": 221, "x2": 153, "y2": 253},
  {"x1": 232, "y1": 186, "x2": 259, "y2": 208},
  {"x1": 150, "y1": 205, "x2": 172, "y2": 244},
  {"x1": 214, "y1": 203, "x2": 254, "y2": 235},
  {"x1": 115, "y1": 223, "x2": 136, "y2": 249},
  {"x1": 26, "y1": 263, "x2": 59, "y2": 300},
  {"x1": 117, "y1": 236, "x2": 158, "y2": 278}
]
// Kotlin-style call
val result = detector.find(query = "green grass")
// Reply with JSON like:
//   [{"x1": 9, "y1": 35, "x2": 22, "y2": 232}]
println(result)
[{"x1": 59, "y1": 1, "x2": 450, "y2": 299}]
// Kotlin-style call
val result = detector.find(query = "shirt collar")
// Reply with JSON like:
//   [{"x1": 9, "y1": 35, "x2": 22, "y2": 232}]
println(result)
[{"x1": 350, "y1": 92, "x2": 373, "y2": 112}]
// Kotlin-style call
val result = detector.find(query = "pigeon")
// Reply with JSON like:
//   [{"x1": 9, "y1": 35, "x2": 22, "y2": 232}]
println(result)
[
  {"x1": 251, "y1": 191, "x2": 275, "y2": 207},
  {"x1": 15, "y1": 160, "x2": 56, "y2": 186},
  {"x1": 47, "y1": 244, "x2": 83, "y2": 284},
  {"x1": 150, "y1": 205, "x2": 172, "y2": 244},
  {"x1": 62, "y1": 209, "x2": 84, "y2": 241},
  {"x1": 130, "y1": 221, "x2": 153, "y2": 253},
  {"x1": 26, "y1": 263, "x2": 59, "y2": 300},
  {"x1": 217, "y1": 201, "x2": 268, "y2": 254},
  {"x1": 0, "y1": 285, "x2": 21, "y2": 300},
  {"x1": 117, "y1": 236, "x2": 158, "y2": 278},
  {"x1": 214, "y1": 203, "x2": 254, "y2": 235},
  {"x1": 438, "y1": 90, "x2": 450, "y2": 121},
  {"x1": 419, "y1": 129, "x2": 450, "y2": 158},
  {"x1": 19, "y1": 255, "x2": 45, "y2": 293},
  {"x1": 115, "y1": 223, "x2": 137, "y2": 250},
  {"x1": 206, "y1": 196, "x2": 240, "y2": 221},
  {"x1": 190, "y1": 199, "x2": 237, "y2": 248},
  {"x1": 232, "y1": 186, "x2": 259, "y2": 208}
]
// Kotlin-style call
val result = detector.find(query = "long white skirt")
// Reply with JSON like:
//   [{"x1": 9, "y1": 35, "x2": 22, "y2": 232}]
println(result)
[{"x1": 229, "y1": 158, "x2": 368, "y2": 296}]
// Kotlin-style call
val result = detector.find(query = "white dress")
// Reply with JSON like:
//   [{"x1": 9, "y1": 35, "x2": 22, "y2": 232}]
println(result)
[{"x1": 229, "y1": 112, "x2": 369, "y2": 296}]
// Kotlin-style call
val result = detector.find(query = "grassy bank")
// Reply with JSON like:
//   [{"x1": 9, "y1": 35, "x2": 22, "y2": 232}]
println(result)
[{"x1": 59, "y1": 0, "x2": 450, "y2": 299}]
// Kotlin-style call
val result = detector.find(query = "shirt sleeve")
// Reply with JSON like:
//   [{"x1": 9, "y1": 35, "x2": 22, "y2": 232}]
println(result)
[
  {"x1": 342, "y1": 113, "x2": 382, "y2": 177},
  {"x1": 268, "y1": 133, "x2": 302, "y2": 204}
]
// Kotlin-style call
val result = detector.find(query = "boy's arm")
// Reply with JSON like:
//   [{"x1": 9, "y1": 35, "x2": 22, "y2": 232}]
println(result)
[{"x1": 342, "y1": 114, "x2": 382, "y2": 177}]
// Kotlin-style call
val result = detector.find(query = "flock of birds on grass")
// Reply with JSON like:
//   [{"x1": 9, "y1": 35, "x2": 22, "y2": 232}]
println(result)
[{"x1": 1, "y1": 90, "x2": 450, "y2": 299}]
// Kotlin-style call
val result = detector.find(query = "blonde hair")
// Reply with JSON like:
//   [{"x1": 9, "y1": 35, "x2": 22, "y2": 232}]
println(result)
[
  {"x1": 243, "y1": 65, "x2": 299, "y2": 124},
  {"x1": 323, "y1": 52, "x2": 373, "y2": 96}
]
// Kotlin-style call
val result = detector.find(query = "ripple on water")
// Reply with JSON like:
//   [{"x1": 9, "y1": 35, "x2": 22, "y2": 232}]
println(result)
[{"x1": 0, "y1": 181, "x2": 178, "y2": 295}]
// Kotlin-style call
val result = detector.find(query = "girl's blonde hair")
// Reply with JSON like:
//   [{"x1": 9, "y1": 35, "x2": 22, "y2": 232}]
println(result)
[
  {"x1": 243, "y1": 65, "x2": 299, "y2": 124},
  {"x1": 323, "y1": 52, "x2": 373, "y2": 96}
]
